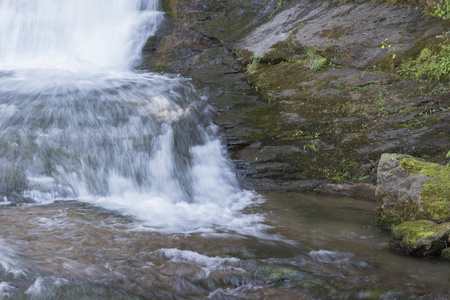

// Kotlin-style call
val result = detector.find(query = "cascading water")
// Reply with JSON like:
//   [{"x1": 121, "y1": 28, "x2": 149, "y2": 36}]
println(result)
[{"x1": 0, "y1": 0, "x2": 260, "y2": 232}]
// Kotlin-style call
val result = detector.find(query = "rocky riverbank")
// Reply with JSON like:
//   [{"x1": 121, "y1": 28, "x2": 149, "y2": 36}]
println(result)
[{"x1": 138, "y1": 0, "x2": 450, "y2": 199}]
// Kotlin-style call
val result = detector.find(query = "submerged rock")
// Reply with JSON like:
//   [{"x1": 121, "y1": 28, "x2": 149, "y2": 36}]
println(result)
[
  {"x1": 376, "y1": 153, "x2": 450, "y2": 227},
  {"x1": 390, "y1": 220, "x2": 450, "y2": 256}
]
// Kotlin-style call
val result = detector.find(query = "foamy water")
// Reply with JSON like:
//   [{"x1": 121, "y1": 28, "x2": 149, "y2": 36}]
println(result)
[{"x1": 0, "y1": 0, "x2": 261, "y2": 233}]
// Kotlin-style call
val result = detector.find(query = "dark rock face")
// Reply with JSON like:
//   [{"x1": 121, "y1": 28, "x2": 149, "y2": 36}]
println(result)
[
  {"x1": 138, "y1": 0, "x2": 450, "y2": 196},
  {"x1": 376, "y1": 153, "x2": 450, "y2": 226}
]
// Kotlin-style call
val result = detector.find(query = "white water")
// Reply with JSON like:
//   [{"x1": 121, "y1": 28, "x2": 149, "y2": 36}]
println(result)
[
  {"x1": 0, "y1": 0, "x2": 160, "y2": 69},
  {"x1": 0, "y1": 0, "x2": 260, "y2": 232}
]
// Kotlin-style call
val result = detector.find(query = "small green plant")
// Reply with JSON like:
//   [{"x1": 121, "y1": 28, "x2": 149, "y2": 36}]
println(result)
[
  {"x1": 415, "y1": 46, "x2": 450, "y2": 81},
  {"x1": 306, "y1": 46, "x2": 317, "y2": 58},
  {"x1": 397, "y1": 59, "x2": 416, "y2": 77},
  {"x1": 306, "y1": 46, "x2": 327, "y2": 71},
  {"x1": 432, "y1": 0, "x2": 450, "y2": 19},
  {"x1": 247, "y1": 57, "x2": 261, "y2": 74},
  {"x1": 279, "y1": 130, "x2": 305, "y2": 140},
  {"x1": 395, "y1": 38, "x2": 450, "y2": 82},
  {"x1": 303, "y1": 141, "x2": 318, "y2": 152}
]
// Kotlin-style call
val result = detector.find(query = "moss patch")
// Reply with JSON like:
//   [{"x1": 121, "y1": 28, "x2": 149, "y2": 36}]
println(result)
[
  {"x1": 268, "y1": 267, "x2": 298, "y2": 283},
  {"x1": 151, "y1": 64, "x2": 166, "y2": 72},
  {"x1": 160, "y1": 0, "x2": 176, "y2": 18},
  {"x1": 391, "y1": 220, "x2": 450, "y2": 255},
  {"x1": 401, "y1": 156, "x2": 450, "y2": 222},
  {"x1": 441, "y1": 247, "x2": 450, "y2": 259},
  {"x1": 242, "y1": 45, "x2": 449, "y2": 183}
]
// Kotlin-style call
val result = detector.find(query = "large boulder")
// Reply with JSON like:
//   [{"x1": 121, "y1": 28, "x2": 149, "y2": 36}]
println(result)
[{"x1": 376, "y1": 153, "x2": 450, "y2": 227}]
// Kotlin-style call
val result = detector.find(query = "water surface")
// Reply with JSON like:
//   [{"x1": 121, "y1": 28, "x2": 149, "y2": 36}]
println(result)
[{"x1": 1, "y1": 192, "x2": 449, "y2": 299}]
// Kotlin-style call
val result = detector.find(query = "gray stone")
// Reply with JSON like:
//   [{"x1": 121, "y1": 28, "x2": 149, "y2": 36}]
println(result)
[{"x1": 238, "y1": 1, "x2": 445, "y2": 69}]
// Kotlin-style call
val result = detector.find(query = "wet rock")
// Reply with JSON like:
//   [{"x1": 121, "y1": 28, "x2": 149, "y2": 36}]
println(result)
[
  {"x1": 390, "y1": 220, "x2": 450, "y2": 256},
  {"x1": 314, "y1": 183, "x2": 376, "y2": 200},
  {"x1": 441, "y1": 247, "x2": 450, "y2": 260},
  {"x1": 376, "y1": 153, "x2": 450, "y2": 227},
  {"x1": 0, "y1": 193, "x2": 34, "y2": 204},
  {"x1": 141, "y1": 0, "x2": 450, "y2": 194},
  {"x1": 238, "y1": 1, "x2": 446, "y2": 69}
]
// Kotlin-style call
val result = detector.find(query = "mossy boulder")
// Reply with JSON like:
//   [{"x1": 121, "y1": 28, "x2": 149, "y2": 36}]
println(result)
[
  {"x1": 441, "y1": 247, "x2": 450, "y2": 259},
  {"x1": 390, "y1": 220, "x2": 450, "y2": 256},
  {"x1": 376, "y1": 153, "x2": 450, "y2": 227}
]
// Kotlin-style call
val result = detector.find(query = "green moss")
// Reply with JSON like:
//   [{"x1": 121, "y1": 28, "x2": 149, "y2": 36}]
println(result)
[
  {"x1": 261, "y1": 41, "x2": 302, "y2": 64},
  {"x1": 395, "y1": 156, "x2": 450, "y2": 223},
  {"x1": 151, "y1": 65, "x2": 166, "y2": 72},
  {"x1": 392, "y1": 220, "x2": 450, "y2": 255},
  {"x1": 160, "y1": 0, "x2": 175, "y2": 18},
  {"x1": 145, "y1": 35, "x2": 157, "y2": 45},
  {"x1": 268, "y1": 267, "x2": 298, "y2": 283},
  {"x1": 441, "y1": 247, "x2": 450, "y2": 259},
  {"x1": 393, "y1": 220, "x2": 438, "y2": 246},
  {"x1": 401, "y1": 156, "x2": 450, "y2": 220}
]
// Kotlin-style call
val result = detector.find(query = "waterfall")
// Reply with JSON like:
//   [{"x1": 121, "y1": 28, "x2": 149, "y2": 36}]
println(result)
[
  {"x1": 0, "y1": 0, "x2": 160, "y2": 69},
  {"x1": 0, "y1": 0, "x2": 260, "y2": 232}
]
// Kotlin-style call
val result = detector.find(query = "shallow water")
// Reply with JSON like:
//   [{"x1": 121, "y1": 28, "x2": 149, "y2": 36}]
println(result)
[{"x1": 1, "y1": 192, "x2": 449, "y2": 299}]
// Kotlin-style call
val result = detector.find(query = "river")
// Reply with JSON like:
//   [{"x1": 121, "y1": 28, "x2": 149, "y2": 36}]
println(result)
[{"x1": 0, "y1": 0, "x2": 449, "y2": 299}]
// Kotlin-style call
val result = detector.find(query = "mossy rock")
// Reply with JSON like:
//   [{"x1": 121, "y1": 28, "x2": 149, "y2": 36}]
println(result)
[
  {"x1": 151, "y1": 64, "x2": 166, "y2": 72},
  {"x1": 268, "y1": 267, "x2": 298, "y2": 283},
  {"x1": 390, "y1": 220, "x2": 450, "y2": 256},
  {"x1": 376, "y1": 153, "x2": 450, "y2": 227},
  {"x1": 441, "y1": 247, "x2": 450, "y2": 259}
]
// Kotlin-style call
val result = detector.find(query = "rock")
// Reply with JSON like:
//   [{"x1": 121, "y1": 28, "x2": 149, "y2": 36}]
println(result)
[
  {"x1": 441, "y1": 247, "x2": 450, "y2": 260},
  {"x1": 376, "y1": 153, "x2": 450, "y2": 227},
  {"x1": 142, "y1": 0, "x2": 450, "y2": 193},
  {"x1": 238, "y1": 1, "x2": 446, "y2": 69},
  {"x1": 313, "y1": 183, "x2": 376, "y2": 200},
  {"x1": 390, "y1": 220, "x2": 450, "y2": 256}
]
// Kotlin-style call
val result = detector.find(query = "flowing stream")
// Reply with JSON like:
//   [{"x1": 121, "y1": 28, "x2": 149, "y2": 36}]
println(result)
[{"x1": 0, "y1": 0, "x2": 449, "y2": 299}]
